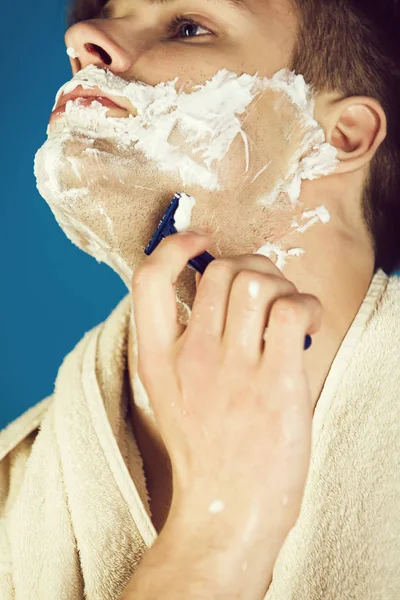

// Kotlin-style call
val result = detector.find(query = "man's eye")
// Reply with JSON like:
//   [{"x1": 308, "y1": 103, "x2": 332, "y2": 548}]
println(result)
[{"x1": 167, "y1": 16, "x2": 213, "y2": 39}]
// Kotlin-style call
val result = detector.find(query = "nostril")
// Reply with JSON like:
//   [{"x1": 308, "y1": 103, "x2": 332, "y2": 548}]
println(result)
[{"x1": 85, "y1": 43, "x2": 112, "y2": 66}]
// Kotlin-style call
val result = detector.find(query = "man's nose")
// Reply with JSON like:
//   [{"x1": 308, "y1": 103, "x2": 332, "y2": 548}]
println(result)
[{"x1": 64, "y1": 21, "x2": 133, "y2": 75}]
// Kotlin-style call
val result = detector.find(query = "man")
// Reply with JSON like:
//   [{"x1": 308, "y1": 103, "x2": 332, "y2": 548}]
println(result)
[{"x1": 1, "y1": 0, "x2": 399, "y2": 598}]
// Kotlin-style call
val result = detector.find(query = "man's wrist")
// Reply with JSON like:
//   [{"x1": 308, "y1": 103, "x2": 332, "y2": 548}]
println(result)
[
  {"x1": 163, "y1": 493, "x2": 279, "y2": 596},
  {"x1": 121, "y1": 494, "x2": 277, "y2": 600}
]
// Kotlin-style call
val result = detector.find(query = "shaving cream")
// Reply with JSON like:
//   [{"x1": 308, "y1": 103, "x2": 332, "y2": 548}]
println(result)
[
  {"x1": 66, "y1": 47, "x2": 80, "y2": 59},
  {"x1": 42, "y1": 65, "x2": 338, "y2": 196},
  {"x1": 34, "y1": 64, "x2": 337, "y2": 290},
  {"x1": 291, "y1": 205, "x2": 331, "y2": 233},
  {"x1": 173, "y1": 193, "x2": 196, "y2": 232}
]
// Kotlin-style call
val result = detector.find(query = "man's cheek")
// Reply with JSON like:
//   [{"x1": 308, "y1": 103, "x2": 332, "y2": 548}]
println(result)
[
  {"x1": 205, "y1": 90, "x2": 306, "y2": 201},
  {"x1": 34, "y1": 66, "x2": 338, "y2": 291}
]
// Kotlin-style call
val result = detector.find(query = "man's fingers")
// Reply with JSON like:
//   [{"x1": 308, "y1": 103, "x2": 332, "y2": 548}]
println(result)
[
  {"x1": 261, "y1": 293, "x2": 323, "y2": 372},
  {"x1": 186, "y1": 256, "x2": 296, "y2": 349},
  {"x1": 131, "y1": 231, "x2": 212, "y2": 357}
]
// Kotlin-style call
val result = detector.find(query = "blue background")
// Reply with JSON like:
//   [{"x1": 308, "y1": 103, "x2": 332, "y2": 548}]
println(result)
[{"x1": 0, "y1": 0, "x2": 127, "y2": 430}]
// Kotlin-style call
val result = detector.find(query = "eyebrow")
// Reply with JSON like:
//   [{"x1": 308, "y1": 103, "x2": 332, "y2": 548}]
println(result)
[{"x1": 145, "y1": 0, "x2": 248, "y2": 8}]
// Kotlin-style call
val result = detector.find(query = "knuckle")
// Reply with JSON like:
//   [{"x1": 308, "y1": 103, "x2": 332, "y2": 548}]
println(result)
[
  {"x1": 175, "y1": 342, "x2": 203, "y2": 375},
  {"x1": 205, "y1": 258, "x2": 233, "y2": 279},
  {"x1": 234, "y1": 269, "x2": 267, "y2": 290},
  {"x1": 131, "y1": 268, "x2": 144, "y2": 288},
  {"x1": 309, "y1": 294, "x2": 323, "y2": 311},
  {"x1": 302, "y1": 294, "x2": 323, "y2": 319},
  {"x1": 233, "y1": 271, "x2": 295, "y2": 296},
  {"x1": 272, "y1": 296, "x2": 306, "y2": 323},
  {"x1": 266, "y1": 274, "x2": 297, "y2": 296},
  {"x1": 132, "y1": 263, "x2": 157, "y2": 287}
]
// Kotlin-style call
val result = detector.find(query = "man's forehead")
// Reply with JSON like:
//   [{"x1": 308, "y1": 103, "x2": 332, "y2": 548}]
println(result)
[{"x1": 110, "y1": 0, "x2": 253, "y2": 14}]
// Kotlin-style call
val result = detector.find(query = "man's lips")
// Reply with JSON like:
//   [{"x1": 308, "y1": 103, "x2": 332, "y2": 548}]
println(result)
[{"x1": 50, "y1": 85, "x2": 129, "y2": 120}]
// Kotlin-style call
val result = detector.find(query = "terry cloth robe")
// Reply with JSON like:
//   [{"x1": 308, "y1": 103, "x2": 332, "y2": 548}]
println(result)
[{"x1": 0, "y1": 268, "x2": 399, "y2": 600}]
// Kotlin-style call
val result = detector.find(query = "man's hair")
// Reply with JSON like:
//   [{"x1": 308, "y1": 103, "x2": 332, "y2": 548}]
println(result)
[{"x1": 67, "y1": 0, "x2": 400, "y2": 274}]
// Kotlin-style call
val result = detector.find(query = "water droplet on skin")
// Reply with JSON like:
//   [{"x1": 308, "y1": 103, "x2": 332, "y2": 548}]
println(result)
[
  {"x1": 282, "y1": 494, "x2": 289, "y2": 506},
  {"x1": 242, "y1": 561, "x2": 248, "y2": 572},
  {"x1": 208, "y1": 499, "x2": 225, "y2": 514},
  {"x1": 248, "y1": 281, "x2": 260, "y2": 299}
]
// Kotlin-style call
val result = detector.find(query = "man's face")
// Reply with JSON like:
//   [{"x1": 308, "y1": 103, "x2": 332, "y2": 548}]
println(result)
[{"x1": 34, "y1": 0, "x2": 337, "y2": 319}]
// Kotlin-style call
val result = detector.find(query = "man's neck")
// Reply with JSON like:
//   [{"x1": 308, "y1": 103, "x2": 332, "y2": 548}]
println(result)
[{"x1": 285, "y1": 212, "x2": 375, "y2": 405}]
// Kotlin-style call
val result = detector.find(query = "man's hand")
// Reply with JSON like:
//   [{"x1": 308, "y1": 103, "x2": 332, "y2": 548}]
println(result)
[{"x1": 131, "y1": 229, "x2": 322, "y2": 573}]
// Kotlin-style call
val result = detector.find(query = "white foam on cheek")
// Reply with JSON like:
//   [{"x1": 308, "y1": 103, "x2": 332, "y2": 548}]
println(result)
[
  {"x1": 66, "y1": 156, "x2": 83, "y2": 180},
  {"x1": 251, "y1": 160, "x2": 272, "y2": 184},
  {"x1": 35, "y1": 65, "x2": 338, "y2": 290},
  {"x1": 44, "y1": 64, "x2": 338, "y2": 198},
  {"x1": 257, "y1": 70, "x2": 339, "y2": 209},
  {"x1": 47, "y1": 66, "x2": 262, "y2": 192}
]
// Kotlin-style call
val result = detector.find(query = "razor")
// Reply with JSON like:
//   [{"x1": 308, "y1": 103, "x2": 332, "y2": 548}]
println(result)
[{"x1": 144, "y1": 192, "x2": 215, "y2": 275}]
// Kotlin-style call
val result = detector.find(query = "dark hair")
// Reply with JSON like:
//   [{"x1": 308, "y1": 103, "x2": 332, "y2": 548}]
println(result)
[
  {"x1": 66, "y1": 0, "x2": 400, "y2": 274},
  {"x1": 291, "y1": 0, "x2": 400, "y2": 274}
]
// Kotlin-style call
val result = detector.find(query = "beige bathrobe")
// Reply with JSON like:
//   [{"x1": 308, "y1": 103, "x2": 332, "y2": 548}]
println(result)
[{"x1": 1, "y1": 268, "x2": 399, "y2": 600}]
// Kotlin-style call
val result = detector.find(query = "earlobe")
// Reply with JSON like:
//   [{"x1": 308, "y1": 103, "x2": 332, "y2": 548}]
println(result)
[{"x1": 326, "y1": 97, "x2": 387, "y2": 174}]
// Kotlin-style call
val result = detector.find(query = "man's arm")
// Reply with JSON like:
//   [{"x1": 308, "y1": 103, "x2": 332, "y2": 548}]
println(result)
[{"x1": 121, "y1": 498, "x2": 283, "y2": 600}]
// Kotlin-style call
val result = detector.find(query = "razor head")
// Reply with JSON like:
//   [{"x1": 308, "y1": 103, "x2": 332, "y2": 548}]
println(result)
[{"x1": 144, "y1": 193, "x2": 215, "y2": 275}]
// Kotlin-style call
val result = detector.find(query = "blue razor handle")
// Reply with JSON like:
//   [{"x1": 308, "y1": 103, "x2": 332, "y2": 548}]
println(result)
[
  {"x1": 144, "y1": 193, "x2": 215, "y2": 274},
  {"x1": 144, "y1": 193, "x2": 312, "y2": 351}
]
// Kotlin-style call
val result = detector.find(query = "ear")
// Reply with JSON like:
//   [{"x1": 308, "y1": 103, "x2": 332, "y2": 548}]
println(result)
[{"x1": 321, "y1": 96, "x2": 387, "y2": 174}]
